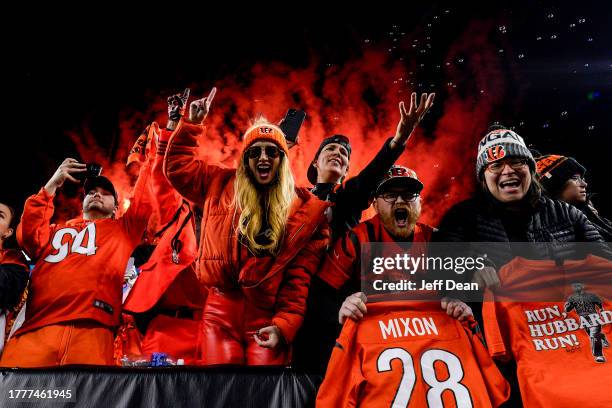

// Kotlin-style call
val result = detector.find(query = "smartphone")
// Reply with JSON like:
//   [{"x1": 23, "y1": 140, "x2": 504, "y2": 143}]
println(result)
[
  {"x1": 75, "y1": 163, "x2": 103, "y2": 181},
  {"x1": 279, "y1": 109, "x2": 306, "y2": 143}
]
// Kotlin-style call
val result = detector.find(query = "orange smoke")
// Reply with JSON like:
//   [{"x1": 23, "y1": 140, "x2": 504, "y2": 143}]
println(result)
[{"x1": 62, "y1": 21, "x2": 507, "y2": 227}]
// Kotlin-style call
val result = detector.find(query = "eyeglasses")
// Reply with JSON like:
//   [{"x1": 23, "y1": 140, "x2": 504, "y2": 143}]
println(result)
[
  {"x1": 486, "y1": 158, "x2": 529, "y2": 173},
  {"x1": 569, "y1": 175, "x2": 586, "y2": 183},
  {"x1": 379, "y1": 192, "x2": 420, "y2": 203},
  {"x1": 246, "y1": 146, "x2": 283, "y2": 159}
]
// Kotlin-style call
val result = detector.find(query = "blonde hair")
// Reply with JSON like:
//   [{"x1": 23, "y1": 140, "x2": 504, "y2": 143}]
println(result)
[{"x1": 234, "y1": 119, "x2": 296, "y2": 255}]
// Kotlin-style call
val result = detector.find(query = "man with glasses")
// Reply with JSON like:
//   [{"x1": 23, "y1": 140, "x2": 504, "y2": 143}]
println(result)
[
  {"x1": 316, "y1": 165, "x2": 471, "y2": 340},
  {"x1": 319, "y1": 165, "x2": 431, "y2": 296}
]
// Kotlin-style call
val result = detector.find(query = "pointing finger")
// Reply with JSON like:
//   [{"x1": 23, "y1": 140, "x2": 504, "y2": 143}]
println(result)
[
  {"x1": 207, "y1": 87, "x2": 217, "y2": 105},
  {"x1": 182, "y1": 88, "x2": 190, "y2": 101}
]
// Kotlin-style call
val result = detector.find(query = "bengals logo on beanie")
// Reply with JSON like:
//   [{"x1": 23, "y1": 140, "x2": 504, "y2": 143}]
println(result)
[
  {"x1": 475, "y1": 128, "x2": 535, "y2": 179},
  {"x1": 484, "y1": 145, "x2": 506, "y2": 163}
]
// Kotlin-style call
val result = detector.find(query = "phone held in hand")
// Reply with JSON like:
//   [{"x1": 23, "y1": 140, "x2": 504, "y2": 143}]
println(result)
[
  {"x1": 75, "y1": 163, "x2": 103, "y2": 181},
  {"x1": 280, "y1": 109, "x2": 306, "y2": 143}
]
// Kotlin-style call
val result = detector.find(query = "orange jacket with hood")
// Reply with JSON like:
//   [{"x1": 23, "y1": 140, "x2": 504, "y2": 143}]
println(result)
[{"x1": 164, "y1": 119, "x2": 331, "y2": 343}]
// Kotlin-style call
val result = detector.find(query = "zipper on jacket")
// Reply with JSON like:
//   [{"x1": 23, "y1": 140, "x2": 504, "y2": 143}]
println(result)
[{"x1": 288, "y1": 223, "x2": 306, "y2": 243}]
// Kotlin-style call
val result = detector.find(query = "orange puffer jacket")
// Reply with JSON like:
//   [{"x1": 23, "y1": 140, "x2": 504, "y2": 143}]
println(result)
[{"x1": 164, "y1": 120, "x2": 331, "y2": 342}]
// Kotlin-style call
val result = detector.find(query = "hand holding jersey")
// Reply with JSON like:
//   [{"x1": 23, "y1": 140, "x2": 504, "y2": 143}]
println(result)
[
  {"x1": 318, "y1": 302, "x2": 510, "y2": 407},
  {"x1": 339, "y1": 292, "x2": 368, "y2": 323},
  {"x1": 472, "y1": 266, "x2": 501, "y2": 290},
  {"x1": 339, "y1": 292, "x2": 473, "y2": 324},
  {"x1": 440, "y1": 296, "x2": 474, "y2": 321}
]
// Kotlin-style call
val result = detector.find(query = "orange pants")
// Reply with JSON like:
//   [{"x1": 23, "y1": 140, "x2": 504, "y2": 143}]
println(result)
[
  {"x1": 200, "y1": 288, "x2": 290, "y2": 366},
  {"x1": 0, "y1": 321, "x2": 114, "y2": 367}
]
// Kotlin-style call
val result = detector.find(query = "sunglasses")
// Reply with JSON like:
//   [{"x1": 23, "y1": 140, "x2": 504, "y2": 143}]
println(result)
[{"x1": 246, "y1": 146, "x2": 283, "y2": 159}]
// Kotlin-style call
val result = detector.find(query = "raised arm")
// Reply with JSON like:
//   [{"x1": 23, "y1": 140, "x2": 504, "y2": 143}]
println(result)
[
  {"x1": 338, "y1": 93, "x2": 435, "y2": 210},
  {"x1": 17, "y1": 158, "x2": 86, "y2": 259},
  {"x1": 120, "y1": 154, "x2": 154, "y2": 245},
  {"x1": 163, "y1": 87, "x2": 226, "y2": 204}
]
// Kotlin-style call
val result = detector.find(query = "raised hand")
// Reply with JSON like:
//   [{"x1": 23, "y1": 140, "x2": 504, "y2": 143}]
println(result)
[
  {"x1": 391, "y1": 92, "x2": 435, "y2": 148},
  {"x1": 44, "y1": 158, "x2": 87, "y2": 195},
  {"x1": 167, "y1": 88, "x2": 191, "y2": 130},
  {"x1": 187, "y1": 87, "x2": 217, "y2": 124}
]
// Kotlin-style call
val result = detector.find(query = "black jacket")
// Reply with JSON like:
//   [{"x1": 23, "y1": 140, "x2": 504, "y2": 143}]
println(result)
[
  {"x1": 434, "y1": 193, "x2": 612, "y2": 267},
  {"x1": 576, "y1": 202, "x2": 612, "y2": 243},
  {"x1": 434, "y1": 193, "x2": 612, "y2": 408}
]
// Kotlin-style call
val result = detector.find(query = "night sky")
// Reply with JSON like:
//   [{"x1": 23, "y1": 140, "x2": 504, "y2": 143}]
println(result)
[{"x1": 5, "y1": 2, "x2": 611, "y2": 221}]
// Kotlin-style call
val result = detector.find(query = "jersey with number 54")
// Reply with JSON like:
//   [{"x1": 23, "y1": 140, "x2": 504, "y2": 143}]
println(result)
[
  {"x1": 15, "y1": 167, "x2": 152, "y2": 336},
  {"x1": 316, "y1": 301, "x2": 509, "y2": 408}
]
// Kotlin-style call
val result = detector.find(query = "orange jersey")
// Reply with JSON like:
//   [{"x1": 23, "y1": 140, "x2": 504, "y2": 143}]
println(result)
[
  {"x1": 482, "y1": 255, "x2": 612, "y2": 408},
  {"x1": 16, "y1": 165, "x2": 152, "y2": 335},
  {"x1": 317, "y1": 301, "x2": 509, "y2": 408}
]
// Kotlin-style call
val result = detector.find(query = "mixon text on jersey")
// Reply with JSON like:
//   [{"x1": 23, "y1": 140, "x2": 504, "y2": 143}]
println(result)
[{"x1": 378, "y1": 316, "x2": 439, "y2": 340}]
